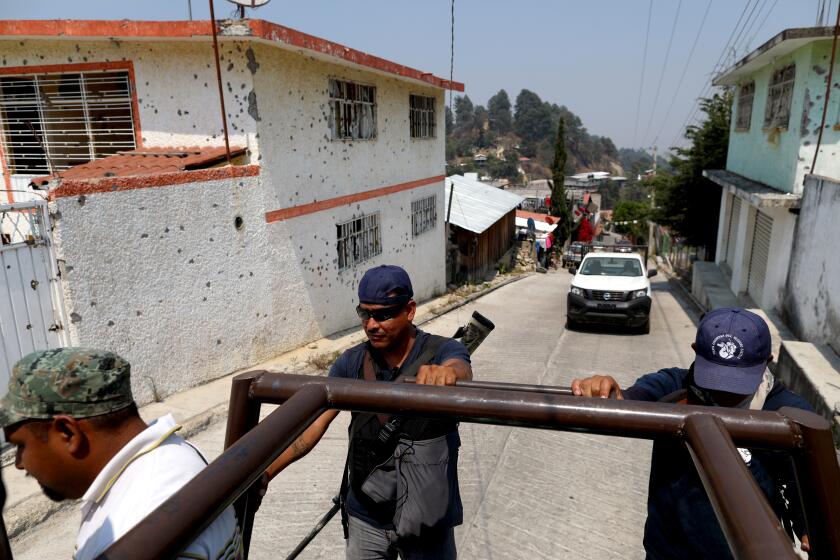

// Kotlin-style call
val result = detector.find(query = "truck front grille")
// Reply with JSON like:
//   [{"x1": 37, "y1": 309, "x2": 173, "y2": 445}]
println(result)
[{"x1": 589, "y1": 290, "x2": 627, "y2": 301}]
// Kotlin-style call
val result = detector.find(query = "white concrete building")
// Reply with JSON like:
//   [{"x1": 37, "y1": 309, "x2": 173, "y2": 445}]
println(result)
[{"x1": 0, "y1": 19, "x2": 461, "y2": 402}]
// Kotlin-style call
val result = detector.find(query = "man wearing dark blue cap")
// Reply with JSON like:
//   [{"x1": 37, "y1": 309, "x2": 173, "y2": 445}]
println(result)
[
  {"x1": 571, "y1": 307, "x2": 812, "y2": 559},
  {"x1": 266, "y1": 265, "x2": 471, "y2": 559}
]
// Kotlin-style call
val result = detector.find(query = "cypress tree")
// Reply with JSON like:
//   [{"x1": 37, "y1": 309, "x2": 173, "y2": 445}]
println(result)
[{"x1": 550, "y1": 118, "x2": 572, "y2": 245}]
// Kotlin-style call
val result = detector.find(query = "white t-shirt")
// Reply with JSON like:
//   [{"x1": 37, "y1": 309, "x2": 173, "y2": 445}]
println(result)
[{"x1": 74, "y1": 414, "x2": 242, "y2": 560}]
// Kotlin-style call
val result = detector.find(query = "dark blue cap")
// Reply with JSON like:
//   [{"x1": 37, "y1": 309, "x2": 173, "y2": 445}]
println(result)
[
  {"x1": 694, "y1": 307, "x2": 771, "y2": 395},
  {"x1": 358, "y1": 265, "x2": 414, "y2": 306}
]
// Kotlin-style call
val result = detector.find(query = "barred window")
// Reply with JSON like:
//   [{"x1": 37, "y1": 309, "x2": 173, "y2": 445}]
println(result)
[
  {"x1": 735, "y1": 81, "x2": 755, "y2": 131},
  {"x1": 329, "y1": 79, "x2": 376, "y2": 140},
  {"x1": 409, "y1": 95, "x2": 436, "y2": 138},
  {"x1": 763, "y1": 64, "x2": 795, "y2": 129},
  {"x1": 337, "y1": 212, "x2": 381, "y2": 270},
  {"x1": 0, "y1": 71, "x2": 136, "y2": 174},
  {"x1": 411, "y1": 195, "x2": 437, "y2": 236}
]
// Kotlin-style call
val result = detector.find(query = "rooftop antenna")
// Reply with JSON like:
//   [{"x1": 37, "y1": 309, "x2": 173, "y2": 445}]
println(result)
[{"x1": 226, "y1": 0, "x2": 270, "y2": 19}]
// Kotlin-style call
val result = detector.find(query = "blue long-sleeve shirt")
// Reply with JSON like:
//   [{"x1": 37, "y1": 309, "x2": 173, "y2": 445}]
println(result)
[{"x1": 623, "y1": 367, "x2": 812, "y2": 560}]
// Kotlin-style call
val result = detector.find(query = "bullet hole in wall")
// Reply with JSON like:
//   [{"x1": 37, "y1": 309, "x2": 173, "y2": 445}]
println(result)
[{"x1": 234, "y1": 216, "x2": 244, "y2": 230}]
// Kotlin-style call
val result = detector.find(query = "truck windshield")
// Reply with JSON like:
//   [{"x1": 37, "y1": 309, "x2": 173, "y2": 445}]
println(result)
[{"x1": 580, "y1": 257, "x2": 642, "y2": 276}]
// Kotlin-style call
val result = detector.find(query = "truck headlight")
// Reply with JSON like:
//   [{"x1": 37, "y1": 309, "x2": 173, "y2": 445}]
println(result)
[
  {"x1": 633, "y1": 289, "x2": 648, "y2": 299},
  {"x1": 570, "y1": 286, "x2": 583, "y2": 296}
]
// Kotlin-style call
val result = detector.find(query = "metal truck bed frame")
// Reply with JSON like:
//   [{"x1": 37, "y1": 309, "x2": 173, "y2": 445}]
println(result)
[{"x1": 98, "y1": 373, "x2": 840, "y2": 560}]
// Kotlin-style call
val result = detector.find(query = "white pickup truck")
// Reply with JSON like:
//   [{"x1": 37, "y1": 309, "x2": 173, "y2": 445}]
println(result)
[{"x1": 566, "y1": 250, "x2": 657, "y2": 334}]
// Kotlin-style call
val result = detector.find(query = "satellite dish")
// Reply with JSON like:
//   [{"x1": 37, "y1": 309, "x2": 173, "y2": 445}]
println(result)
[
  {"x1": 226, "y1": 0, "x2": 270, "y2": 18},
  {"x1": 226, "y1": 0, "x2": 271, "y2": 7}
]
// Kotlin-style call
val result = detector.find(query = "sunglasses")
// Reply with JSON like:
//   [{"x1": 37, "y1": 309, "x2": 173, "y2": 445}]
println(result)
[
  {"x1": 356, "y1": 304, "x2": 405, "y2": 323},
  {"x1": 688, "y1": 383, "x2": 751, "y2": 409}
]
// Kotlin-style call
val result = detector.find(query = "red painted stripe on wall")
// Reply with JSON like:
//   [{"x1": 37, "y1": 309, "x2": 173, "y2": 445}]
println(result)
[
  {"x1": 49, "y1": 165, "x2": 260, "y2": 199},
  {"x1": 265, "y1": 175, "x2": 444, "y2": 223}
]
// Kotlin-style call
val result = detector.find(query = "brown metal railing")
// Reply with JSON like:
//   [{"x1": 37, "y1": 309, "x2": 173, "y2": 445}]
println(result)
[{"x1": 98, "y1": 372, "x2": 840, "y2": 560}]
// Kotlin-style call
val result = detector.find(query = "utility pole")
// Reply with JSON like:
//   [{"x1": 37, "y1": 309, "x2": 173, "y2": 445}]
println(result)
[
  {"x1": 649, "y1": 145, "x2": 658, "y2": 210},
  {"x1": 651, "y1": 145, "x2": 657, "y2": 175}
]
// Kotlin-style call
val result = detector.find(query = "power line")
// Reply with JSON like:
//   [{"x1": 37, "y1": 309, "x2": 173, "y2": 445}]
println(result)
[
  {"x1": 671, "y1": 0, "x2": 770, "y2": 147},
  {"x1": 745, "y1": 0, "x2": 779, "y2": 52},
  {"x1": 642, "y1": 0, "x2": 683, "y2": 145},
  {"x1": 632, "y1": 0, "x2": 654, "y2": 147},
  {"x1": 667, "y1": 0, "x2": 759, "y2": 149},
  {"x1": 738, "y1": 0, "x2": 771, "y2": 56},
  {"x1": 651, "y1": 0, "x2": 714, "y2": 147},
  {"x1": 728, "y1": 0, "x2": 765, "y2": 62}
]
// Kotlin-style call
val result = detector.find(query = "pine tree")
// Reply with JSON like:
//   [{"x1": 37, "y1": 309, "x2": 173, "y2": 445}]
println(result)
[
  {"x1": 487, "y1": 89, "x2": 512, "y2": 133},
  {"x1": 550, "y1": 118, "x2": 572, "y2": 245}
]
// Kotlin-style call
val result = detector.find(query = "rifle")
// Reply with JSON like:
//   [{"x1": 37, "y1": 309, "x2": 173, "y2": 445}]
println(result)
[{"x1": 283, "y1": 310, "x2": 495, "y2": 560}]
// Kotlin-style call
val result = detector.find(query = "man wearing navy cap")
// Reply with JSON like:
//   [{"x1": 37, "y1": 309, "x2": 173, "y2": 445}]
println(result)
[
  {"x1": 571, "y1": 307, "x2": 812, "y2": 559},
  {"x1": 266, "y1": 265, "x2": 471, "y2": 559}
]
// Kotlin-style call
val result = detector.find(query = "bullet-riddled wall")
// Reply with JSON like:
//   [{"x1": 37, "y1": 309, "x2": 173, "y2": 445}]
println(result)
[
  {"x1": 250, "y1": 44, "x2": 447, "y2": 333},
  {"x1": 0, "y1": 27, "x2": 449, "y2": 402}
]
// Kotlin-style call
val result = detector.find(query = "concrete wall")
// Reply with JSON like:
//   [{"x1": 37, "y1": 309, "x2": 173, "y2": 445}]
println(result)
[
  {"x1": 48, "y1": 172, "x2": 315, "y2": 404},
  {"x1": 784, "y1": 174, "x2": 840, "y2": 352},
  {"x1": 726, "y1": 40, "x2": 840, "y2": 194}
]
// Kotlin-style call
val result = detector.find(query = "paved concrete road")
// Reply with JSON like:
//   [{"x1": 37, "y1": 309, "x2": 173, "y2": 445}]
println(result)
[{"x1": 11, "y1": 270, "x2": 700, "y2": 559}]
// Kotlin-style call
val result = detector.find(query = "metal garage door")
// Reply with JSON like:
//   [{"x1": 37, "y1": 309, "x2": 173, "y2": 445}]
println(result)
[
  {"x1": 0, "y1": 201, "x2": 67, "y2": 394},
  {"x1": 724, "y1": 196, "x2": 741, "y2": 266},
  {"x1": 747, "y1": 210, "x2": 772, "y2": 302}
]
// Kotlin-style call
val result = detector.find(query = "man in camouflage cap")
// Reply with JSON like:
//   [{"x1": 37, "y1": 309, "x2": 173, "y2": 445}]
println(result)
[
  {"x1": 0, "y1": 348, "x2": 134, "y2": 430},
  {"x1": 1, "y1": 348, "x2": 243, "y2": 559},
  {"x1": 0, "y1": 348, "x2": 137, "y2": 503}
]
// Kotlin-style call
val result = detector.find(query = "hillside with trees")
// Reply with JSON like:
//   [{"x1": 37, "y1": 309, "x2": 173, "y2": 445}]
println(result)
[{"x1": 446, "y1": 89, "x2": 627, "y2": 182}]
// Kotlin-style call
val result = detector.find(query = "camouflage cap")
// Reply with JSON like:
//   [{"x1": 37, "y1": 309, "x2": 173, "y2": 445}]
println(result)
[{"x1": 0, "y1": 348, "x2": 135, "y2": 429}]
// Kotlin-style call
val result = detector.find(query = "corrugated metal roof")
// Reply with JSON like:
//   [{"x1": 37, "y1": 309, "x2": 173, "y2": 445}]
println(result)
[{"x1": 445, "y1": 175, "x2": 523, "y2": 234}]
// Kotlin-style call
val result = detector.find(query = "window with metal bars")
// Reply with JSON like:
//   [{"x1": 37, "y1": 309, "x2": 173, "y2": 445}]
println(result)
[
  {"x1": 735, "y1": 81, "x2": 755, "y2": 131},
  {"x1": 411, "y1": 194, "x2": 437, "y2": 236},
  {"x1": 409, "y1": 94, "x2": 436, "y2": 138},
  {"x1": 763, "y1": 64, "x2": 795, "y2": 129},
  {"x1": 336, "y1": 212, "x2": 381, "y2": 270},
  {"x1": 0, "y1": 71, "x2": 136, "y2": 175},
  {"x1": 329, "y1": 79, "x2": 376, "y2": 140}
]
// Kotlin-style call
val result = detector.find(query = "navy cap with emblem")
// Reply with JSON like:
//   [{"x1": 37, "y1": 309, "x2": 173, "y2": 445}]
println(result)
[
  {"x1": 694, "y1": 307, "x2": 772, "y2": 395},
  {"x1": 358, "y1": 265, "x2": 414, "y2": 306}
]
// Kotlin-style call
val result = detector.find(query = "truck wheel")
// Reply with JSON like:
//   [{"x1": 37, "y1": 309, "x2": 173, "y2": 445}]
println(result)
[{"x1": 638, "y1": 319, "x2": 650, "y2": 335}]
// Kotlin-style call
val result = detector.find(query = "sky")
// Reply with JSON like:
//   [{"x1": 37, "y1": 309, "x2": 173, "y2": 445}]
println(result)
[{"x1": 0, "y1": 0, "x2": 831, "y2": 153}]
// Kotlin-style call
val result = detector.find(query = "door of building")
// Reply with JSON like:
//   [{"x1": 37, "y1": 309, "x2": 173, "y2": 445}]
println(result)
[
  {"x1": 747, "y1": 210, "x2": 772, "y2": 304},
  {"x1": 0, "y1": 200, "x2": 67, "y2": 394}
]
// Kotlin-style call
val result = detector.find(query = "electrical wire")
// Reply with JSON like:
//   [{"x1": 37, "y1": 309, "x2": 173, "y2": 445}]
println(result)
[
  {"x1": 737, "y1": 0, "x2": 770, "y2": 56},
  {"x1": 811, "y1": 0, "x2": 840, "y2": 174},
  {"x1": 642, "y1": 0, "x2": 683, "y2": 145},
  {"x1": 632, "y1": 0, "x2": 654, "y2": 147},
  {"x1": 667, "y1": 0, "x2": 759, "y2": 149},
  {"x1": 730, "y1": 0, "x2": 766, "y2": 60},
  {"x1": 745, "y1": 0, "x2": 779, "y2": 52},
  {"x1": 651, "y1": 0, "x2": 714, "y2": 147}
]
